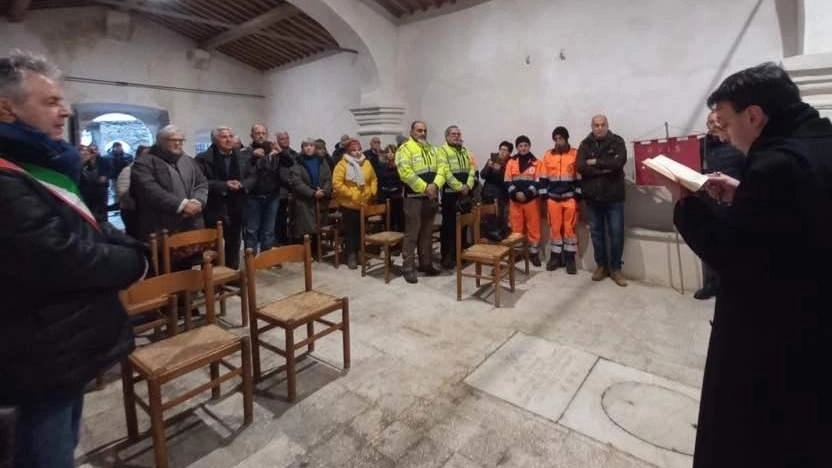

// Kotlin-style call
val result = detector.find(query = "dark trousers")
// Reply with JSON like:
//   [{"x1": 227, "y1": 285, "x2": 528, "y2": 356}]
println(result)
[
  {"x1": 14, "y1": 392, "x2": 83, "y2": 468},
  {"x1": 244, "y1": 195, "x2": 279, "y2": 255},
  {"x1": 341, "y1": 208, "x2": 361, "y2": 257},
  {"x1": 403, "y1": 197, "x2": 437, "y2": 272},
  {"x1": 274, "y1": 198, "x2": 290, "y2": 246},
  {"x1": 702, "y1": 261, "x2": 720, "y2": 291},
  {"x1": 120, "y1": 208, "x2": 138, "y2": 239},
  {"x1": 379, "y1": 193, "x2": 405, "y2": 232},
  {"x1": 221, "y1": 211, "x2": 243, "y2": 270},
  {"x1": 440, "y1": 192, "x2": 470, "y2": 261},
  {"x1": 586, "y1": 200, "x2": 625, "y2": 271}
]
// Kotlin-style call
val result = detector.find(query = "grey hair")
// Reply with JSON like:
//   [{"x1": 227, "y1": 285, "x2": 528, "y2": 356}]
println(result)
[
  {"x1": 276, "y1": 130, "x2": 289, "y2": 138},
  {"x1": 157, "y1": 124, "x2": 183, "y2": 141},
  {"x1": 445, "y1": 125, "x2": 460, "y2": 137},
  {"x1": 211, "y1": 126, "x2": 233, "y2": 142},
  {"x1": 301, "y1": 137, "x2": 317, "y2": 148},
  {"x1": 0, "y1": 49, "x2": 62, "y2": 102}
]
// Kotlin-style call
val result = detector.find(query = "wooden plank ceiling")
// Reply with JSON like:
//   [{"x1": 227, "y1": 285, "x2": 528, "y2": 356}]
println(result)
[
  {"x1": 2, "y1": 0, "x2": 340, "y2": 70},
  {"x1": 370, "y1": 0, "x2": 454, "y2": 18}
]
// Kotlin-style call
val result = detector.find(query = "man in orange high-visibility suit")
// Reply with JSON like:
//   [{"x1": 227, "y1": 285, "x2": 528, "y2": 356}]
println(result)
[
  {"x1": 540, "y1": 126, "x2": 579, "y2": 274},
  {"x1": 504, "y1": 135, "x2": 542, "y2": 266}
]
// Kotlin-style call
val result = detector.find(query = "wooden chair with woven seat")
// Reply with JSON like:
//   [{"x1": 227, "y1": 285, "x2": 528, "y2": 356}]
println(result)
[
  {"x1": 161, "y1": 221, "x2": 248, "y2": 328},
  {"x1": 360, "y1": 200, "x2": 405, "y2": 284},
  {"x1": 244, "y1": 235, "x2": 350, "y2": 401},
  {"x1": 120, "y1": 253, "x2": 253, "y2": 468},
  {"x1": 456, "y1": 209, "x2": 515, "y2": 307},
  {"x1": 315, "y1": 198, "x2": 343, "y2": 267},
  {"x1": 478, "y1": 201, "x2": 530, "y2": 275}
]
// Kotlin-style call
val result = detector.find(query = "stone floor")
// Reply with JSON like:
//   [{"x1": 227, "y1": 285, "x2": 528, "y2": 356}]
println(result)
[{"x1": 76, "y1": 255, "x2": 714, "y2": 468}]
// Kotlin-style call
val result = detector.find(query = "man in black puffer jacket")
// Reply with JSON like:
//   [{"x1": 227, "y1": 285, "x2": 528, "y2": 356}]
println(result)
[
  {"x1": 0, "y1": 51, "x2": 147, "y2": 468},
  {"x1": 577, "y1": 115, "x2": 629, "y2": 286}
]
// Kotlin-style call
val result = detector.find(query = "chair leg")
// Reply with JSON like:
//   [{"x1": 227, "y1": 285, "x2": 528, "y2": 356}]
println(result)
[
  {"x1": 342, "y1": 298, "x2": 351, "y2": 370},
  {"x1": 120, "y1": 360, "x2": 139, "y2": 441},
  {"x1": 148, "y1": 379, "x2": 169, "y2": 468},
  {"x1": 316, "y1": 233, "x2": 322, "y2": 262},
  {"x1": 239, "y1": 274, "x2": 249, "y2": 328},
  {"x1": 509, "y1": 257, "x2": 516, "y2": 292},
  {"x1": 307, "y1": 321, "x2": 315, "y2": 353},
  {"x1": 384, "y1": 245, "x2": 391, "y2": 284},
  {"x1": 210, "y1": 362, "x2": 221, "y2": 400},
  {"x1": 475, "y1": 263, "x2": 482, "y2": 287},
  {"x1": 524, "y1": 243, "x2": 530, "y2": 275},
  {"x1": 249, "y1": 315, "x2": 262, "y2": 382},
  {"x1": 335, "y1": 232, "x2": 341, "y2": 268},
  {"x1": 220, "y1": 292, "x2": 227, "y2": 317},
  {"x1": 240, "y1": 337, "x2": 254, "y2": 425},
  {"x1": 495, "y1": 262, "x2": 502, "y2": 308},
  {"x1": 456, "y1": 262, "x2": 462, "y2": 302},
  {"x1": 361, "y1": 243, "x2": 366, "y2": 277},
  {"x1": 285, "y1": 327, "x2": 296, "y2": 401}
]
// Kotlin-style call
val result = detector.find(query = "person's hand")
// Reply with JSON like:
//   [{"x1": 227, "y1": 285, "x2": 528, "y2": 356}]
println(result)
[
  {"x1": 703, "y1": 172, "x2": 740, "y2": 204},
  {"x1": 587, "y1": 158, "x2": 598, "y2": 166},
  {"x1": 253, "y1": 148, "x2": 265, "y2": 158},
  {"x1": 460, "y1": 185, "x2": 470, "y2": 196},
  {"x1": 426, "y1": 183, "x2": 438, "y2": 199},
  {"x1": 182, "y1": 200, "x2": 202, "y2": 217},
  {"x1": 516, "y1": 192, "x2": 527, "y2": 202},
  {"x1": 314, "y1": 189, "x2": 325, "y2": 199},
  {"x1": 227, "y1": 180, "x2": 242, "y2": 191},
  {"x1": 97, "y1": 176, "x2": 107, "y2": 184},
  {"x1": 491, "y1": 161, "x2": 502, "y2": 170},
  {"x1": 658, "y1": 177, "x2": 691, "y2": 203}
]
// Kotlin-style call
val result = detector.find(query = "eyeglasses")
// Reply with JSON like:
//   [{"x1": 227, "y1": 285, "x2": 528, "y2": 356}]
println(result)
[{"x1": 166, "y1": 138, "x2": 186, "y2": 143}]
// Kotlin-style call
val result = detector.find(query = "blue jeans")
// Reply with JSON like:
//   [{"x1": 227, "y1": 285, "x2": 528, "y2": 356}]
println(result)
[
  {"x1": 244, "y1": 196, "x2": 279, "y2": 255},
  {"x1": 586, "y1": 200, "x2": 624, "y2": 270},
  {"x1": 14, "y1": 392, "x2": 83, "y2": 468}
]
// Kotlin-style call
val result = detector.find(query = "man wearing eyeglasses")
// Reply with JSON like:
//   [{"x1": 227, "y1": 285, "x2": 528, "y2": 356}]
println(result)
[{"x1": 131, "y1": 124, "x2": 209, "y2": 241}]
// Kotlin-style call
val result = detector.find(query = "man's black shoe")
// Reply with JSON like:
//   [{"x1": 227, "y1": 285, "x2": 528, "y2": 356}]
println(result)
[
  {"x1": 418, "y1": 265, "x2": 441, "y2": 276},
  {"x1": 530, "y1": 253, "x2": 541, "y2": 267},
  {"x1": 404, "y1": 270, "x2": 418, "y2": 283},
  {"x1": 694, "y1": 287, "x2": 717, "y2": 300}
]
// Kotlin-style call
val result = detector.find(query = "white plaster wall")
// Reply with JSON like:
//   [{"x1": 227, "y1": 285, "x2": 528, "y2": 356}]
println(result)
[
  {"x1": 803, "y1": 0, "x2": 832, "y2": 54},
  {"x1": 0, "y1": 6, "x2": 265, "y2": 150},
  {"x1": 265, "y1": 52, "x2": 362, "y2": 148}
]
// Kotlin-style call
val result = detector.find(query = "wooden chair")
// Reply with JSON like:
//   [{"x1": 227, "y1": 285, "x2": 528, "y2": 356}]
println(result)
[
  {"x1": 315, "y1": 198, "x2": 343, "y2": 267},
  {"x1": 456, "y1": 209, "x2": 515, "y2": 307},
  {"x1": 161, "y1": 221, "x2": 249, "y2": 328},
  {"x1": 120, "y1": 253, "x2": 253, "y2": 468},
  {"x1": 360, "y1": 200, "x2": 405, "y2": 284},
  {"x1": 478, "y1": 201, "x2": 530, "y2": 275},
  {"x1": 244, "y1": 236, "x2": 350, "y2": 401}
]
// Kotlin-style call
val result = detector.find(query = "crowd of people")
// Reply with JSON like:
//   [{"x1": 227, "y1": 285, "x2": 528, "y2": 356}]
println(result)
[{"x1": 93, "y1": 116, "x2": 633, "y2": 285}]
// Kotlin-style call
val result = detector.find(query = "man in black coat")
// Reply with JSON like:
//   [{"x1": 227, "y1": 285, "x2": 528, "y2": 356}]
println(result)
[
  {"x1": 673, "y1": 63, "x2": 832, "y2": 468},
  {"x1": 273, "y1": 131, "x2": 298, "y2": 246},
  {"x1": 577, "y1": 115, "x2": 629, "y2": 286},
  {"x1": 196, "y1": 127, "x2": 245, "y2": 269},
  {"x1": 0, "y1": 51, "x2": 147, "y2": 468},
  {"x1": 241, "y1": 124, "x2": 280, "y2": 255}
]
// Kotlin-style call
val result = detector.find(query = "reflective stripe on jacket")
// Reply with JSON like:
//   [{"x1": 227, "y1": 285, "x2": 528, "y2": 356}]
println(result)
[
  {"x1": 395, "y1": 138, "x2": 446, "y2": 195},
  {"x1": 539, "y1": 148, "x2": 579, "y2": 200},
  {"x1": 436, "y1": 143, "x2": 475, "y2": 193}
]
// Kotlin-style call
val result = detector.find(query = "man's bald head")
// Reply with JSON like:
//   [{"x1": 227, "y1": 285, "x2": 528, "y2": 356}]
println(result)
[{"x1": 591, "y1": 114, "x2": 609, "y2": 139}]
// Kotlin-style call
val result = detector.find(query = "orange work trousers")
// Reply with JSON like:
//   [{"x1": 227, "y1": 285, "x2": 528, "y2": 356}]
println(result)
[
  {"x1": 547, "y1": 198, "x2": 578, "y2": 254},
  {"x1": 509, "y1": 199, "x2": 541, "y2": 252}
]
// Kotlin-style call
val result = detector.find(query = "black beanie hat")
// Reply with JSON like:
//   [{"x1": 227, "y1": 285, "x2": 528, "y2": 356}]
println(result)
[
  {"x1": 552, "y1": 126, "x2": 570, "y2": 141},
  {"x1": 515, "y1": 135, "x2": 531, "y2": 147}
]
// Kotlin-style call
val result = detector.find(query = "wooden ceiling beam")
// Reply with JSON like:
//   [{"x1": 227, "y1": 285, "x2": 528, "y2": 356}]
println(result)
[
  {"x1": 199, "y1": 3, "x2": 298, "y2": 50},
  {"x1": 92, "y1": 0, "x2": 235, "y2": 28},
  {"x1": 8, "y1": 0, "x2": 33, "y2": 22}
]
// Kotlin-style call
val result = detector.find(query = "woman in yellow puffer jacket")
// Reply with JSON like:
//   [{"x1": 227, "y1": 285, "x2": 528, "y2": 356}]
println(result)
[{"x1": 332, "y1": 139, "x2": 378, "y2": 269}]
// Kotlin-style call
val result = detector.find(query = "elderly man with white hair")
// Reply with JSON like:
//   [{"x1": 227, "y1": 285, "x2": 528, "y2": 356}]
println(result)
[
  {"x1": 132, "y1": 124, "x2": 208, "y2": 242},
  {"x1": 196, "y1": 126, "x2": 245, "y2": 269}
]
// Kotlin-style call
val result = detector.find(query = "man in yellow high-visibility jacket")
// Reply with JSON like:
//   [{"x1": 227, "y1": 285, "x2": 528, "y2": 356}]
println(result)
[
  {"x1": 436, "y1": 125, "x2": 476, "y2": 269},
  {"x1": 396, "y1": 120, "x2": 446, "y2": 283}
]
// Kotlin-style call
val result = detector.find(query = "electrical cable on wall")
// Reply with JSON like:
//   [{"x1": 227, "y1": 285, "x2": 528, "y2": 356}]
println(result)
[{"x1": 64, "y1": 76, "x2": 266, "y2": 99}]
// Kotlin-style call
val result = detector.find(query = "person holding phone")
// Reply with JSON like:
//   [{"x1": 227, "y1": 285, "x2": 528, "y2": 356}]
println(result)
[{"x1": 481, "y1": 141, "x2": 512, "y2": 227}]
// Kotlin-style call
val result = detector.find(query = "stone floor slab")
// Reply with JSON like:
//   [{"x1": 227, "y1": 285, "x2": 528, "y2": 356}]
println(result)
[
  {"x1": 560, "y1": 358, "x2": 699, "y2": 468},
  {"x1": 464, "y1": 332, "x2": 598, "y2": 422}
]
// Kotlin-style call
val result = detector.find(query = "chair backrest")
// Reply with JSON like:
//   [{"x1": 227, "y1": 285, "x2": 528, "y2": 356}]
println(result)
[
  {"x1": 121, "y1": 252, "x2": 216, "y2": 323},
  {"x1": 360, "y1": 200, "x2": 391, "y2": 240},
  {"x1": 478, "y1": 202, "x2": 497, "y2": 217},
  {"x1": 149, "y1": 232, "x2": 160, "y2": 277},
  {"x1": 162, "y1": 222, "x2": 224, "y2": 273},
  {"x1": 455, "y1": 211, "x2": 478, "y2": 254},
  {"x1": 245, "y1": 236, "x2": 313, "y2": 312}
]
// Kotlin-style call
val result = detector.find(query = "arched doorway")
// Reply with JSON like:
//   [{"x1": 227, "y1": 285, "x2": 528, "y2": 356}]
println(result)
[{"x1": 82, "y1": 112, "x2": 153, "y2": 155}]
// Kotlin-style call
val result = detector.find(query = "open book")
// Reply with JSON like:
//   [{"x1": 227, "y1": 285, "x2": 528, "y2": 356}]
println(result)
[{"x1": 642, "y1": 155, "x2": 709, "y2": 192}]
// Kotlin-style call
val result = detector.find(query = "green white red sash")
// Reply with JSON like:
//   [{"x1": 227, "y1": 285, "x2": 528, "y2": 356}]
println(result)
[{"x1": 0, "y1": 157, "x2": 101, "y2": 232}]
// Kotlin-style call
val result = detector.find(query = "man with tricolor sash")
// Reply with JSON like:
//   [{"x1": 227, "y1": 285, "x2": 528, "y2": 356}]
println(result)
[{"x1": 0, "y1": 50, "x2": 148, "y2": 467}]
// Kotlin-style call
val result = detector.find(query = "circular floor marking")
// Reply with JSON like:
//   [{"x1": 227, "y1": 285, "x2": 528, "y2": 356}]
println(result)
[{"x1": 601, "y1": 381, "x2": 699, "y2": 456}]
